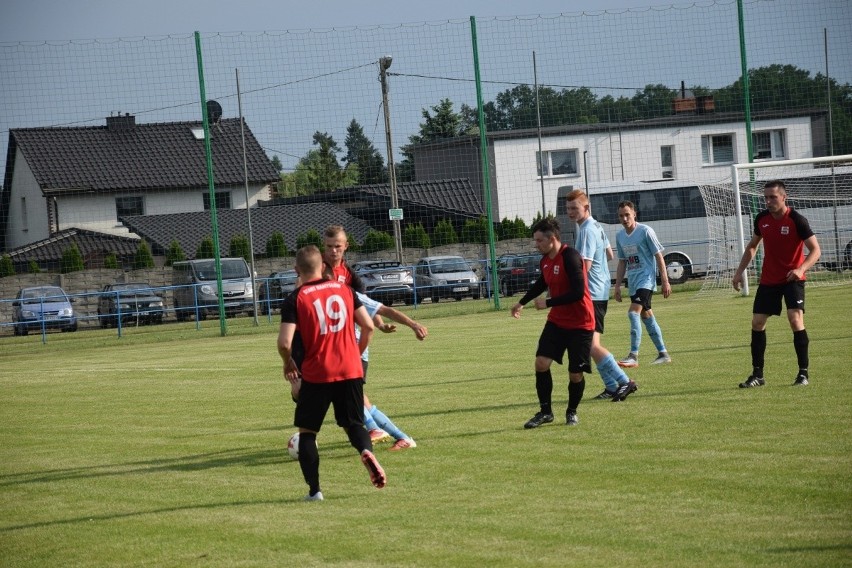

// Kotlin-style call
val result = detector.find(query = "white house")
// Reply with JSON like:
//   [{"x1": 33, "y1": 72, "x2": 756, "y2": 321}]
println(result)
[{"x1": 1, "y1": 114, "x2": 280, "y2": 252}]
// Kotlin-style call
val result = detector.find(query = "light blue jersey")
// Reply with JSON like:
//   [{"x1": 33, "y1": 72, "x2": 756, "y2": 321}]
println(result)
[
  {"x1": 355, "y1": 291, "x2": 381, "y2": 361},
  {"x1": 616, "y1": 223, "x2": 664, "y2": 295},
  {"x1": 575, "y1": 216, "x2": 611, "y2": 301}
]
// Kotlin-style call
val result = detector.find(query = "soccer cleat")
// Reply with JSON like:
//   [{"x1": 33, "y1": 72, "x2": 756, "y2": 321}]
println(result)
[
  {"x1": 565, "y1": 410, "x2": 579, "y2": 426},
  {"x1": 612, "y1": 380, "x2": 639, "y2": 402},
  {"x1": 739, "y1": 375, "x2": 765, "y2": 388},
  {"x1": 793, "y1": 374, "x2": 809, "y2": 386},
  {"x1": 617, "y1": 353, "x2": 639, "y2": 368},
  {"x1": 523, "y1": 411, "x2": 554, "y2": 429},
  {"x1": 304, "y1": 491, "x2": 324, "y2": 502},
  {"x1": 652, "y1": 352, "x2": 672, "y2": 365},
  {"x1": 389, "y1": 438, "x2": 417, "y2": 451},
  {"x1": 593, "y1": 389, "x2": 617, "y2": 400},
  {"x1": 369, "y1": 428, "x2": 391, "y2": 444},
  {"x1": 361, "y1": 450, "x2": 386, "y2": 489}
]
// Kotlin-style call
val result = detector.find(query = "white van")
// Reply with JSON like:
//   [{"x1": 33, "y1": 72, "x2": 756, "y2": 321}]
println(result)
[{"x1": 172, "y1": 258, "x2": 255, "y2": 320}]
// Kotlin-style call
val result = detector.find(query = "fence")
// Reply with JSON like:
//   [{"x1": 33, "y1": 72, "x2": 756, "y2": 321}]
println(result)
[{"x1": 1, "y1": 0, "x2": 851, "y2": 294}]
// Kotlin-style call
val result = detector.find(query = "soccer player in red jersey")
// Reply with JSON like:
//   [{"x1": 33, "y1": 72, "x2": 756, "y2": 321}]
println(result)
[
  {"x1": 511, "y1": 217, "x2": 595, "y2": 429},
  {"x1": 733, "y1": 180, "x2": 821, "y2": 388},
  {"x1": 278, "y1": 245, "x2": 385, "y2": 501}
]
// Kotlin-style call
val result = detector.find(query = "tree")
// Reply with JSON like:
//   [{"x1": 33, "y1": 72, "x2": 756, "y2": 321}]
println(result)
[
  {"x1": 460, "y1": 217, "x2": 489, "y2": 244},
  {"x1": 296, "y1": 229, "x2": 323, "y2": 250},
  {"x1": 165, "y1": 240, "x2": 186, "y2": 266},
  {"x1": 60, "y1": 243, "x2": 85, "y2": 273},
  {"x1": 431, "y1": 219, "x2": 458, "y2": 246},
  {"x1": 28, "y1": 260, "x2": 41, "y2": 274},
  {"x1": 631, "y1": 84, "x2": 677, "y2": 119},
  {"x1": 344, "y1": 119, "x2": 387, "y2": 185},
  {"x1": 398, "y1": 99, "x2": 466, "y2": 182},
  {"x1": 270, "y1": 155, "x2": 283, "y2": 173},
  {"x1": 0, "y1": 254, "x2": 13, "y2": 277},
  {"x1": 361, "y1": 229, "x2": 394, "y2": 253},
  {"x1": 196, "y1": 237, "x2": 215, "y2": 259},
  {"x1": 229, "y1": 234, "x2": 251, "y2": 261},
  {"x1": 133, "y1": 241, "x2": 155, "y2": 269},
  {"x1": 265, "y1": 231, "x2": 288, "y2": 258},
  {"x1": 497, "y1": 217, "x2": 529, "y2": 240},
  {"x1": 279, "y1": 132, "x2": 359, "y2": 195},
  {"x1": 403, "y1": 223, "x2": 431, "y2": 249},
  {"x1": 104, "y1": 252, "x2": 119, "y2": 269}
]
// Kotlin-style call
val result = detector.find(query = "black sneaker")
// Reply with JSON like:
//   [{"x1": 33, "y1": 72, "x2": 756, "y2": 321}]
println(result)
[
  {"x1": 739, "y1": 375, "x2": 765, "y2": 388},
  {"x1": 793, "y1": 374, "x2": 809, "y2": 386},
  {"x1": 524, "y1": 411, "x2": 554, "y2": 429},
  {"x1": 566, "y1": 410, "x2": 579, "y2": 426},
  {"x1": 593, "y1": 389, "x2": 616, "y2": 400},
  {"x1": 612, "y1": 380, "x2": 638, "y2": 402}
]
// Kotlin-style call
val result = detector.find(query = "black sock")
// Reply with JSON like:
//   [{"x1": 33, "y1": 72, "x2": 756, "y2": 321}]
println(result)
[
  {"x1": 793, "y1": 329, "x2": 809, "y2": 372},
  {"x1": 751, "y1": 330, "x2": 766, "y2": 375},
  {"x1": 567, "y1": 378, "x2": 585, "y2": 412},
  {"x1": 345, "y1": 425, "x2": 371, "y2": 454},
  {"x1": 535, "y1": 370, "x2": 553, "y2": 415},
  {"x1": 297, "y1": 432, "x2": 320, "y2": 495}
]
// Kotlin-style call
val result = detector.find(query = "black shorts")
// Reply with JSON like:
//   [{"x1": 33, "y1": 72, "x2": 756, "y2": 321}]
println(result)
[
  {"x1": 536, "y1": 321, "x2": 593, "y2": 374},
  {"x1": 592, "y1": 300, "x2": 608, "y2": 334},
  {"x1": 629, "y1": 288, "x2": 654, "y2": 311},
  {"x1": 753, "y1": 281, "x2": 806, "y2": 316},
  {"x1": 294, "y1": 378, "x2": 365, "y2": 433}
]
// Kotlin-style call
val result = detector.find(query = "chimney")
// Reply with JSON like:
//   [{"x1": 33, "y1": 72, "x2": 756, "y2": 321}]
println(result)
[{"x1": 106, "y1": 112, "x2": 136, "y2": 132}]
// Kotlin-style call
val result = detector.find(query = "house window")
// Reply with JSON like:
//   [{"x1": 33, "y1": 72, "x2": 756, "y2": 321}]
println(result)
[
  {"x1": 661, "y1": 146, "x2": 674, "y2": 179},
  {"x1": 203, "y1": 191, "x2": 232, "y2": 210},
  {"x1": 536, "y1": 150, "x2": 578, "y2": 177},
  {"x1": 753, "y1": 130, "x2": 786, "y2": 160},
  {"x1": 116, "y1": 196, "x2": 144, "y2": 219},
  {"x1": 21, "y1": 197, "x2": 28, "y2": 231},
  {"x1": 701, "y1": 134, "x2": 734, "y2": 165}
]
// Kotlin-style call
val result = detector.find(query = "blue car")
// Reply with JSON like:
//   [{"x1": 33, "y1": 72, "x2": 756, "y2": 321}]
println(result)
[{"x1": 13, "y1": 286, "x2": 78, "y2": 336}]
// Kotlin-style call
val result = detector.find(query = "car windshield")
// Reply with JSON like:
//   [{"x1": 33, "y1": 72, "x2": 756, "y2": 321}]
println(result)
[
  {"x1": 277, "y1": 272, "x2": 298, "y2": 284},
  {"x1": 22, "y1": 287, "x2": 66, "y2": 303},
  {"x1": 520, "y1": 256, "x2": 540, "y2": 269},
  {"x1": 431, "y1": 259, "x2": 471, "y2": 274},
  {"x1": 194, "y1": 260, "x2": 250, "y2": 280},
  {"x1": 110, "y1": 283, "x2": 153, "y2": 293}
]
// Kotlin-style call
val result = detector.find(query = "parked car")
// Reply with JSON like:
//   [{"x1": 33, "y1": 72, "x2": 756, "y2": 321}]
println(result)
[
  {"x1": 257, "y1": 269, "x2": 298, "y2": 314},
  {"x1": 172, "y1": 258, "x2": 255, "y2": 321},
  {"x1": 12, "y1": 285, "x2": 78, "y2": 335},
  {"x1": 414, "y1": 255, "x2": 481, "y2": 303},
  {"x1": 352, "y1": 260, "x2": 416, "y2": 306},
  {"x1": 496, "y1": 253, "x2": 541, "y2": 296},
  {"x1": 97, "y1": 282, "x2": 165, "y2": 327}
]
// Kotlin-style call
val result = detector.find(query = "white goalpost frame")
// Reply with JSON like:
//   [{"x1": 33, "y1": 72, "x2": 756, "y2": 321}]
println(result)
[{"x1": 731, "y1": 154, "x2": 852, "y2": 296}]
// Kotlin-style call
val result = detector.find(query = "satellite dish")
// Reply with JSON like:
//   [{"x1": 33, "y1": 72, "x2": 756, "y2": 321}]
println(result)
[{"x1": 206, "y1": 100, "x2": 223, "y2": 123}]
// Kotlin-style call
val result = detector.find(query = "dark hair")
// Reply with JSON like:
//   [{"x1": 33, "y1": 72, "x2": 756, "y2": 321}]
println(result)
[
  {"x1": 617, "y1": 200, "x2": 636, "y2": 212},
  {"x1": 531, "y1": 216, "x2": 560, "y2": 239},
  {"x1": 763, "y1": 179, "x2": 787, "y2": 192}
]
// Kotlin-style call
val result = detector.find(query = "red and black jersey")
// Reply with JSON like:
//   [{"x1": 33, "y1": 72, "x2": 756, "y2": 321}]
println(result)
[
  {"x1": 520, "y1": 244, "x2": 594, "y2": 331},
  {"x1": 754, "y1": 208, "x2": 814, "y2": 286},
  {"x1": 281, "y1": 278, "x2": 364, "y2": 383},
  {"x1": 329, "y1": 262, "x2": 366, "y2": 293}
]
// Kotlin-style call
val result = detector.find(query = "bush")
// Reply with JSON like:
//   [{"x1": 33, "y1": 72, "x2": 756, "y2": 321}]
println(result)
[
  {"x1": 196, "y1": 237, "x2": 215, "y2": 259},
  {"x1": 60, "y1": 243, "x2": 85, "y2": 274},
  {"x1": 28, "y1": 260, "x2": 41, "y2": 274},
  {"x1": 0, "y1": 254, "x2": 14, "y2": 277},
  {"x1": 403, "y1": 223, "x2": 431, "y2": 249},
  {"x1": 265, "y1": 232, "x2": 288, "y2": 258},
  {"x1": 229, "y1": 234, "x2": 251, "y2": 261},
  {"x1": 361, "y1": 229, "x2": 394, "y2": 254},
  {"x1": 347, "y1": 233, "x2": 360, "y2": 253},
  {"x1": 498, "y1": 217, "x2": 529, "y2": 240},
  {"x1": 165, "y1": 240, "x2": 187, "y2": 266},
  {"x1": 296, "y1": 229, "x2": 323, "y2": 251},
  {"x1": 460, "y1": 217, "x2": 489, "y2": 244},
  {"x1": 133, "y1": 241, "x2": 155, "y2": 270},
  {"x1": 432, "y1": 219, "x2": 458, "y2": 246},
  {"x1": 104, "y1": 252, "x2": 119, "y2": 269}
]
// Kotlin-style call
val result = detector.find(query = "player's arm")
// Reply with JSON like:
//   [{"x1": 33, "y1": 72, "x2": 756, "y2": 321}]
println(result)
[
  {"x1": 512, "y1": 276, "x2": 548, "y2": 318},
  {"x1": 614, "y1": 259, "x2": 626, "y2": 302},
  {"x1": 377, "y1": 304, "x2": 427, "y2": 340},
  {"x1": 277, "y1": 322, "x2": 298, "y2": 380},
  {"x1": 790, "y1": 235, "x2": 821, "y2": 281},
  {"x1": 732, "y1": 233, "x2": 763, "y2": 291},
  {"x1": 654, "y1": 251, "x2": 672, "y2": 298},
  {"x1": 605, "y1": 245, "x2": 614, "y2": 261},
  {"x1": 353, "y1": 305, "x2": 374, "y2": 355}
]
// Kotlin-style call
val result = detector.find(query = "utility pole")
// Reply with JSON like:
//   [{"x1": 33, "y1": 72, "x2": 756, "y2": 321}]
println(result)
[{"x1": 379, "y1": 56, "x2": 403, "y2": 263}]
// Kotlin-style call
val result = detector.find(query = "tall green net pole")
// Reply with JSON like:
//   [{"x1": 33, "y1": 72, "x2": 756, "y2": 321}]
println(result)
[
  {"x1": 194, "y1": 31, "x2": 227, "y2": 337},
  {"x1": 470, "y1": 16, "x2": 500, "y2": 310}
]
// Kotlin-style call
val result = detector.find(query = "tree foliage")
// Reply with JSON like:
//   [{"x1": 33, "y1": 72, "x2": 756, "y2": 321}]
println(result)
[
  {"x1": 361, "y1": 229, "x2": 395, "y2": 254},
  {"x1": 344, "y1": 119, "x2": 387, "y2": 185},
  {"x1": 0, "y1": 254, "x2": 14, "y2": 277},
  {"x1": 296, "y1": 229, "x2": 323, "y2": 251},
  {"x1": 133, "y1": 241, "x2": 155, "y2": 270},
  {"x1": 497, "y1": 217, "x2": 530, "y2": 240},
  {"x1": 196, "y1": 237, "x2": 215, "y2": 259},
  {"x1": 229, "y1": 234, "x2": 251, "y2": 261},
  {"x1": 460, "y1": 217, "x2": 490, "y2": 244},
  {"x1": 28, "y1": 260, "x2": 41, "y2": 274},
  {"x1": 265, "y1": 231, "x2": 288, "y2": 258},
  {"x1": 165, "y1": 240, "x2": 186, "y2": 266},
  {"x1": 402, "y1": 223, "x2": 431, "y2": 249},
  {"x1": 60, "y1": 243, "x2": 85, "y2": 273},
  {"x1": 431, "y1": 219, "x2": 458, "y2": 247},
  {"x1": 103, "y1": 252, "x2": 119, "y2": 269}
]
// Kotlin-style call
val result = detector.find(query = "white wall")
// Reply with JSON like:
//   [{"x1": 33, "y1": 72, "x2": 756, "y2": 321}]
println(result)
[{"x1": 6, "y1": 150, "x2": 50, "y2": 249}]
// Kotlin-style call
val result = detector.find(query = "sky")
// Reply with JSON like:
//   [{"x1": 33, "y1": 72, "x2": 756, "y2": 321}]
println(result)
[{"x1": 1, "y1": 0, "x2": 666, "y2": 41}]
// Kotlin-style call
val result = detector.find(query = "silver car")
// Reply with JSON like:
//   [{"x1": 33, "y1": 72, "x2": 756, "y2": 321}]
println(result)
[
  {"x1": 352, "y1": 260, "x2": 416, "y2": 306},
  {"x1": 414, "y1": 255, "x2": 481, "y2": 303}
]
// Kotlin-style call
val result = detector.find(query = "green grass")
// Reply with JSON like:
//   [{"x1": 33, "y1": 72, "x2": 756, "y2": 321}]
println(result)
[{"x1": 1, "y1": 287, "x2": 850, "y2": 567}]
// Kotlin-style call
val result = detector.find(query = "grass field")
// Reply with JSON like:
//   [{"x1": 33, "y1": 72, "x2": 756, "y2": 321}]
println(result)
[{"x1": 1, "y1": 286, "x2": 850, "y2": 567}]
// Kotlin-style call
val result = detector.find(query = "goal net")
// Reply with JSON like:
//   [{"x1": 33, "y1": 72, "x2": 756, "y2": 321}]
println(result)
[{"x1": 698, "y1": 155, "x2": 852, "y2": 296}]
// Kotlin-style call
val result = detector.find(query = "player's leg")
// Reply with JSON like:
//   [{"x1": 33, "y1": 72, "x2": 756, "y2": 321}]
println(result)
[
  {"x1": 524, "y1": 323, "x2": 560, "y2": 429},
  {"x1": 785, "y1": 282, "x2": 809, "y2": 386},
  {"x1": 294, "y1": 381, "x2": 328, "y2": 499},
  {"x1": 590, "y1": 301, "x2": 629, "y2": 398},
  {"x1": 565, "y1": 329, "x2": 593, "y2": 425},
  {"x1": 740, "y1": 284, "x2": 778, "y2": 388},
  {"x1": 618, "y1": 301, "x2": 643, "y2": 367},
  {"x1": 333, "y1": 379, "x2": 386, "y2": 489}
]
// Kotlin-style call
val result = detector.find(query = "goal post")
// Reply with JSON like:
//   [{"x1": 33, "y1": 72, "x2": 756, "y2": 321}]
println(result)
[{"x1": 698, "y1": 154, "x2": 852, "y2": 297}]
